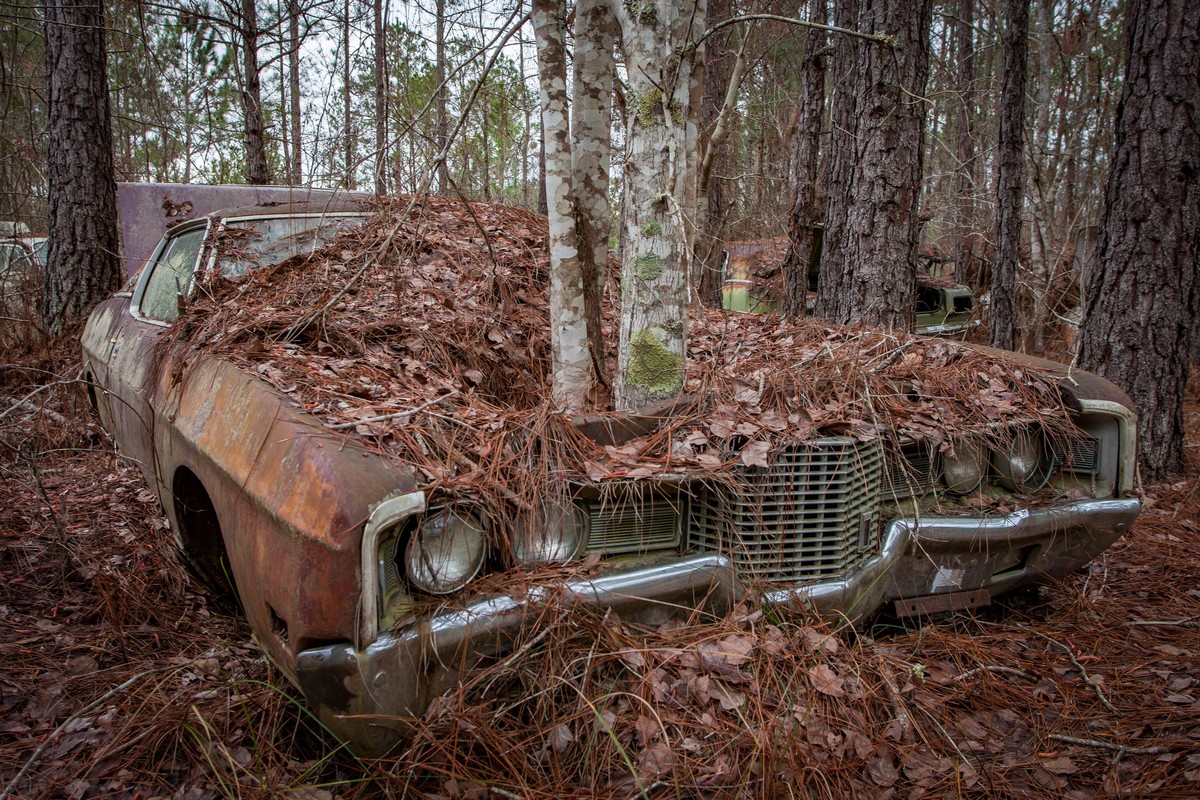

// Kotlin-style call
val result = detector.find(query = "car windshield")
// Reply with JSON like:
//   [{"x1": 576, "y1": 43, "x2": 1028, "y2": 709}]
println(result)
[{"x1": 214, "y1": 214, "x2": 364, "y2": 277}]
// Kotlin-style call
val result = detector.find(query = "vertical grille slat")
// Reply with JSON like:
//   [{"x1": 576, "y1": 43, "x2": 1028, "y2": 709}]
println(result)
[{"x1": 687, "y1": 439, "x2": 884, "y2": 583}]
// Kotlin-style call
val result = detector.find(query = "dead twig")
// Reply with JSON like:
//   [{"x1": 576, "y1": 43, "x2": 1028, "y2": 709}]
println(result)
[
  {"x1": 1026, "y1": 629, "x2": 1119, "y2": 714},
  {"x1": 325, "y1": 390, "x2": 459, "y2": 430},
  {"x1": 1048, "y1": 733, "x2": 1168, "y2": 756},
  {"x1": 954, "y1": 665, "x2": 1034, "y2": 682}
]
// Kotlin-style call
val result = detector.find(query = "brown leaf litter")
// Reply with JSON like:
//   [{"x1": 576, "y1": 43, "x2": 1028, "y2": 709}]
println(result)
[{"x1": 0, "y1": 318, "x2": 1198, "y2": 797}]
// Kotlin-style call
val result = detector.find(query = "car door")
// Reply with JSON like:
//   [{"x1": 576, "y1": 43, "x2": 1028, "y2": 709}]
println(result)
[{"x1": 100, "y1": 221, "x2": 208, "y2": 493}]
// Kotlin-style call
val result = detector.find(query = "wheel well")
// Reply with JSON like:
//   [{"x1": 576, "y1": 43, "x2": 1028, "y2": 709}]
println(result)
[
  {"x1": 173, "y1": 467, "x2": 238, "y2": 599},
  {"x1": 83, "y1": 370, "x2": 98, "y2": 415}
]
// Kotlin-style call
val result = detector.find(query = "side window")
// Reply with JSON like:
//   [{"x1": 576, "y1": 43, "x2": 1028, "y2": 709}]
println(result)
[
  {"x1": 0, "y1": 245, "x2": 15, "y2": 278},
  {"x1": 139, "y1": 228, "x2": 205, "y2": 322}
]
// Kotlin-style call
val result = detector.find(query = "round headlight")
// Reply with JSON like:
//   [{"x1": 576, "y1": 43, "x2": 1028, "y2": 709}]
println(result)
[
  {"x1": 993, "y1": 429, "x2": 1052, "y2": 489},
  {"x1": 405, "y1": 510, "x2": 486, "y2": 595},
  {"x1": 513, "y1": 502, "x2": 588, "y2": 566},
  {"x1": 942, "y1": 438, "x2": 986, "y2": 495}
]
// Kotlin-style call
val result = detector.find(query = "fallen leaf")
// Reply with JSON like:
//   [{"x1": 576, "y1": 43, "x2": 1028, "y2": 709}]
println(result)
[{"x1": 808, "y1": 663, "x2": 845, "y2": 697}]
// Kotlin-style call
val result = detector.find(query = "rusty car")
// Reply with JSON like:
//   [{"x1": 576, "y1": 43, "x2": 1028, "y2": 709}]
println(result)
[{"x1": 82, "y1": 191, "x2": 1141, "y2": 757}]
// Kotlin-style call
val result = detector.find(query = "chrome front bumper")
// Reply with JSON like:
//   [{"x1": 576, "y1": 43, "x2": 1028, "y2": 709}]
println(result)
[{"x1": 295, "y1": 496, "x2": 1140, "y2": 757}]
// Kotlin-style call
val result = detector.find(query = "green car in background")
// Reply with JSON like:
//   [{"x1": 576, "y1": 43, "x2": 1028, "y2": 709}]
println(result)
[{"x1": 721, "y1": 233, "x2": 978, "y2": 336}]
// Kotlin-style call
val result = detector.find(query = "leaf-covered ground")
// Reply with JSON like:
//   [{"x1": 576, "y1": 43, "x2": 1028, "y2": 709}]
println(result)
[
  {"x1": 2, "y1": 197, "x2": 1197, "y2": 797},
  {"x1": 2, "y1": 336, "x2": 1199, "y2": 798}
]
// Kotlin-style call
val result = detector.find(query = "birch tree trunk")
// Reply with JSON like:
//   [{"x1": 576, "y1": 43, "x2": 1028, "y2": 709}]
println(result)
[
  {"x1": 571, "y1": 0, "x2": 614, "y2": 387},
  {"x1": 989, "y1": 0, "x2": 1029, "y2": 351},
  {"x1": 814, "y1": 0, "x2": 931, "y2": 330},
  {"x1": 609, "y1": 0, "x2": 705, "y2": 411},
  {"x1": 533, "y1": 0, "x2": 593, "y2": 410}
]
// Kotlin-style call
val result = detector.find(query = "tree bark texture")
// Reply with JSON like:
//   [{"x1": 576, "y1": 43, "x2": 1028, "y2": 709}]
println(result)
[
  {"x1": 240, "y1": 0, "x2": 272, "y2": 185},
  {"x1": 609, "y1": 0, "x2": 704, "y2": 411},
  {"x1": 571, "y1": 0, "x2": 614, "y2": 386},
  {"x1": 435, "y1": 0, "x2": 450, "y2": 194},
  {"x1": 343, "y1": 0, "x2": 355, "y2": 189},
  {"x1": 533, "y1": 0, "x2": 593, "y2": 410},
  {"x1": 1078, "y1": 0, "x2": 1200, "y2": 481},
  {"x1": 695, "y1": 0, "x2": 732, "y2": 309},
  {"x1": 989, "y1": 0, "x2": 1029, "y2": 351},
  {"x1": 814, "y1": 0, "x2": 931, "y2": 330},
  {"x1": 373, "y1": 0, "x2": 388, "y2": 195},
  {"x1": 288, "y1": 0, "x2": 303, "y2": 185},
  {"x1": 43, "y1": 0, "x2": 121, "y2": 335},
  {"x1": 783, "y1": 0, "x2": 828, "y2": 319},
  {"x1": 952, "y1": 0, "x2": 978, "y2": 289}
]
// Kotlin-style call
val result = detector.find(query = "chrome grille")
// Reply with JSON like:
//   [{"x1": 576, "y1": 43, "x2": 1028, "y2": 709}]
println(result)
[
  {"x1": 586, "y1": 495, "x2": 683, "y2": 555},
  {"x1": 1051, "y1": 435, "x2": 1101, "y2": 474},
  {"x1": 688, "y1": 439, "x2": 883, "y2": 583},
  {"x1": 882, "y1": 443, "x2": 934, "y2": 499}
]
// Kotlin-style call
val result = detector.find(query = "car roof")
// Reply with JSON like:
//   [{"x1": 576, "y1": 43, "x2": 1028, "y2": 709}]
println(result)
[{"x1": 201, "y1": 196, "x2": 375, "y2": 222}]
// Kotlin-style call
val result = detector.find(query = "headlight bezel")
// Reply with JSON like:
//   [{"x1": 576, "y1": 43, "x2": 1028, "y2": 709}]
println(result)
[
  {"x1": 403, "y1": 507, "x2": 488, "y2": 596},
  {"x1": 992, "y1": 427, "x2": 1055, "y2": 490},
  {"x1": 511, "y1": 501, "x2": 590, "y2": 566},
  {"x1": 940, "y1": 437, "x2": 987, "y2": 495}
]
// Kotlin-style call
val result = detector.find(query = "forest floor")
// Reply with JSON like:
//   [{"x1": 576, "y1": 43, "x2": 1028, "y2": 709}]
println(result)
[{"x1": 1, "y1": 334, "x2": 1199, "y2": 799}]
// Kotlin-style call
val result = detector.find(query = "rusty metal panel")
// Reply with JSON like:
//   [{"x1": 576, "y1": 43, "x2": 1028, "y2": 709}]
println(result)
[
  {"x1": 893, "y1": 588, "x2": 991, "y2": 618},
  {"x1": 116, "y1": 182, "x2": 358, "y2": 278}
]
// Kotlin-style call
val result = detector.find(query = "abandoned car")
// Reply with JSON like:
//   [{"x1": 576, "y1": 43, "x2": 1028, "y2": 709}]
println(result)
[
  {"x1": 721, "y1": 236, "x2": 979, "y2": 335},
  {"x1": 82, "y1": 195, "x2": 1140, "y2": 756}
]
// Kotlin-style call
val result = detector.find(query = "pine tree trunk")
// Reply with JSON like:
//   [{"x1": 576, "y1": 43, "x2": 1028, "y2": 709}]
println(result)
[
  {"x1": 435, "y1": 0, "x2": 450, "y2": 194},
  {"x1": 43, "y1": 0, "x2": 120, "y2": 335},
  {"x1": 288, "y1": 0, "x2": 302, "y2": 185},
  {"x1": 343, "y1": 0, "x2": 355, "y2": 189},
  {"x1": 373, "y1": 0, "x2": 388, "y2": 195},
  {"x1": 1078, "y1": 0, "x2": 1200, "y2": 481},
  {"x1": 989, "y1": 0, "x2": 1028, "y2": 351},
  {"x1": 240, "y1": 0, "x2": 272, "y2": 185},
  {"x1": 952, "y1": 0, "x2": 977, "y2": 289},
  {"x1": 696, "y1": 0, "x2": 732, "y2": 309},
  {"x1": 610, "y1": 0, "x2": 704, "y2": 411},
  {"x1": 783, "y1": 0, "x2": 828, "y2": 318},
  {"x1": 814, "y1": 0, "x2": 931, "y2": 330}
]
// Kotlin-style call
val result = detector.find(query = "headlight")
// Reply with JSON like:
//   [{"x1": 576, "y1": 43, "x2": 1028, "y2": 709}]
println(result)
[
  {"x1": 405, "y1": 509, "x2": 486, "y2": 594},
  {"x1": 512, "y1": 502, "x2": 588, "y2": 565},
  {"x1": 993, "y1": 428, "x2": 1053, "y2": 489},
  {"x1": 942, "y1": 438, "x2": 986, "y2": 494}
]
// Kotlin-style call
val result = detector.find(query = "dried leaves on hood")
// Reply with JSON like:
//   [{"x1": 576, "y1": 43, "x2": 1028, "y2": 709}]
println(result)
[{"x1": 160, "y1": 196, "x2": 1080, "y2": 507}]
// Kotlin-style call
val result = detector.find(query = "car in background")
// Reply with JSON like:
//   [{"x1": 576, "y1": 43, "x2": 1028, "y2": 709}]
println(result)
[
  {"x1": 1, "y1": 229, "x2": 46, "y2": 346},
  {"x1": 721, "y1": 234, "x2": 979, "y2": 335},
  {"x1": 83, "y1": 192, "x2": 1140, "y2": 756}
]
